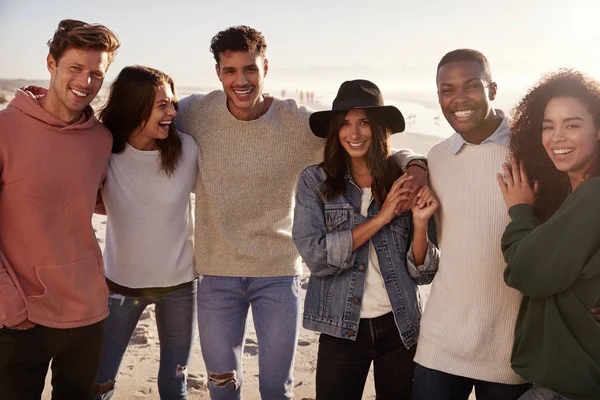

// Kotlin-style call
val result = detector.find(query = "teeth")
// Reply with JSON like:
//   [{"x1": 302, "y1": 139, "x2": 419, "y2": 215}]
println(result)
[
  {"x1": 158, "y1": 121, "x2": 172, "y2": 127},
  {"x1": 553, "y1": 149, "x2": 574, "y2": 155},
  {"x1": 71, "y1": 89, "x2": 88, "y2": 98},
  {"x1": 348, "y1": 141, "x2": 366, "y2": 148},
  {"x1": 454, "y1": 110, "x2": 473, "y2": 118},
  {"x1": 234, "y1": 89, "x2": 252, "y2": 95}
]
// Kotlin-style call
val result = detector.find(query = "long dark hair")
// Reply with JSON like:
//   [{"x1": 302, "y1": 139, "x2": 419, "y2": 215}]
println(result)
[
  {"x1": 510, "y1": 69, "x2": 600, "y2": 221},
  {"x1": 321, "y1": 108, "x2": 402, "y2": 205},
  {"x1": 100, "y1": 65, "x2": 182, "y2": 175}
]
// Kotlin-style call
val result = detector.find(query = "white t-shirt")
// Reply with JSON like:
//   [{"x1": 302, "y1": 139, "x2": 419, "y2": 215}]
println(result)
[
  {"x1": 102, "y1": 132, "x2": 198, "y2": 288},
  {"x1": 359, "y1": 188, "x2": 393, "y2": 318}
]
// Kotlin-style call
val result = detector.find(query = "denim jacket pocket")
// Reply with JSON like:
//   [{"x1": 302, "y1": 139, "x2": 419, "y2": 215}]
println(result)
[
  {"x1": 389, "y1": 215, "x2": 411, "y2": 254},
  {"x1": 324, "y1": 207, "x2": 349, "y2": 232}
]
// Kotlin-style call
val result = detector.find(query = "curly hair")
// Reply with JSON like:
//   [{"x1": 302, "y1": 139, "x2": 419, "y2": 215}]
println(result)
[
  {"x1": 99, "y1": 66, "x2": 182, "y2": 176},
  {"x1": 210, "y1": 25, "x2": 267, "y2": 65},
  {"x1": 48, "y1": 19, "x2": 120, "y2": 64},
  {"x1": 510, "y1": 68, "x2": 600, "y2": 221},
  {"x1": 321, "y1": 109, "x2": 402, "y2": 206}
]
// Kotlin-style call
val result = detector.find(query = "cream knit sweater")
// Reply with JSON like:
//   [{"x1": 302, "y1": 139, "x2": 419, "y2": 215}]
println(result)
[
  {"x1": 414, "y1": 134, "x2": 526, "y2": 384},
  {"x1": 175, "y1": 91, "x2": 324, "y2": 277}
]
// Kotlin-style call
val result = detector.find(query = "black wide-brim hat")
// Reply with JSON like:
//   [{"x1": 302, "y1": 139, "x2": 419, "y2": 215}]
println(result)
[{"x1": 309, "y1": 79, "x2": 405, "y2": 138}]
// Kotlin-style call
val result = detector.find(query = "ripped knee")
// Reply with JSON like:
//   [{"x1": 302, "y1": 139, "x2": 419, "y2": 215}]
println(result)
[
  {"x1": 176, "y1": 364, "x2": 188, "y2": 378},
  {"x1": 95, "y1": 380, "x2": 115, "y2": 395},
  {"x1": 207, "y1": 370, "x2": 239, "y2": 389}
]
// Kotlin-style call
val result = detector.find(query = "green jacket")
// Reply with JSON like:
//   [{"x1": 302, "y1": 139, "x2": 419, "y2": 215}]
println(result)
[{"x1": 502, "y1": 177, "x2": 600, "y2": 400}]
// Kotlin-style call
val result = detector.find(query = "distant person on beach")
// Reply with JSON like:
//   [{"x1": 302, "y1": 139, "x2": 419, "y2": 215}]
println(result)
[
  {"x1": 497, "y1": 69, "x2": 600, "y2": 400},
  {"x1": 292, "y1": 79, "x2": 440, "y2": 400},
  {"x1": 411, "y1": 49, "x2": 532, "y2": 400},
  {"x1": 0, "y1": 19, "x2": 120, "y2": 399},
  {"x1": 175, "y1": 25, "x2": 429, "y2": 399},
  {"x1": 93, "y1": 66, "x2": 198, "y2": 400}
]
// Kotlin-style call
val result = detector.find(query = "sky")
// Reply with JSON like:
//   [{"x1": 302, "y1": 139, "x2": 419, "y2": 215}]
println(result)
[{"x1": 1, "y1": 0, "x2": 599, "y2": 115}]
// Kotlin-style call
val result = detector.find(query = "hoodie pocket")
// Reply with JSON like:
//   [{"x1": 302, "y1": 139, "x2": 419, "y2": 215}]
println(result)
[{"x1": 27, "y1": 257, "x2": 108, "y2": 324}]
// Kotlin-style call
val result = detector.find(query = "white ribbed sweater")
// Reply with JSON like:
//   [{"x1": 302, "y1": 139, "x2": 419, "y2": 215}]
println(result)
[
  {"x1": 415, "y1": 135, "x2": 526, "y2": 384},
  {"x1": 102, "y1": 132, "x2": 198, "y2": 288},
  {"x1": 175, "y1": 91, "x2": 325, "y2": 277}
]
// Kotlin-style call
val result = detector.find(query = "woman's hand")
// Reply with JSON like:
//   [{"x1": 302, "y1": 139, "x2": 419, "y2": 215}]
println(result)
[
  {"x1": 497, "y1": 157, "x2": 536, "y2": 209},
  {"x1": 376, "y1": 175, "x2": 414, "y2": 225},
  {"x1": 411, "y1": 185, "x2": 439, "y2": 224}
]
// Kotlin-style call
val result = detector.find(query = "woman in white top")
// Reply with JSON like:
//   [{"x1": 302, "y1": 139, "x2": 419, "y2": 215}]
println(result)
[{"x1": 94, "y1": 65, "x2": 198, "y2": 400}]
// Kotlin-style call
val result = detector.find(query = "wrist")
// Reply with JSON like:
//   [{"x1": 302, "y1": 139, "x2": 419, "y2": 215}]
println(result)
[{"x1": 406, "y1": 159, "x2": 429, "y2": 176}]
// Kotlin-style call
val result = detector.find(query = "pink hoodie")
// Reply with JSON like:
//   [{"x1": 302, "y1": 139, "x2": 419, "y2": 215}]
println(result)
[{"x1": 0, "y1": 86, "x2": 112, "y2": 329}]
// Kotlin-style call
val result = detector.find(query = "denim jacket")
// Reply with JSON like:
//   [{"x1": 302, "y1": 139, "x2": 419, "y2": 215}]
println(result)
[{"x1": 292, "y1": 164, "x2": 439, "y2": 348}]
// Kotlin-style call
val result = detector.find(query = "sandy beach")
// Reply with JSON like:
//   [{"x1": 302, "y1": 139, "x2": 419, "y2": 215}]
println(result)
[{"x1": 0, "y1": 84, "x2": 478, "y2": 399}]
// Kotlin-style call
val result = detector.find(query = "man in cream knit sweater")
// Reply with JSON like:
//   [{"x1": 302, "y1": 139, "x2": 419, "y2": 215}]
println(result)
[
  {"x1": 175, "y1": 26, "x2": 428, "y2": 400},
  {"x1": 411, "y1": 49, "x2": 531, "y2": 399}
]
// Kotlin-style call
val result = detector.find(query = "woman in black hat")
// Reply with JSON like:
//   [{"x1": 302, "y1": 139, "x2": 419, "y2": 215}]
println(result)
[{"x1": 292, "y1": 80, "x2": 440, "y2": 399}]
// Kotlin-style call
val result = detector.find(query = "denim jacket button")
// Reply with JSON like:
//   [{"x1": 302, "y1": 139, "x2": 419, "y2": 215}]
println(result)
[
  {"x1": 353, "y1": 297, "x2": 360, "y2": 305},
  {"x1": 358, "y1": 264, "x2": 365, "y2": 271}
]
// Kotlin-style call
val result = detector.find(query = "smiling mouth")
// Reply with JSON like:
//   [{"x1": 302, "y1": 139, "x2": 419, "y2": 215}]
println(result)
[
  {"x1": 71, "y1": 88, "x2": 89, "y2": 98},
  {"x1": 233, "y1": 88, "x2": 253, "y2": 97},
  {"x1": 552, "y1": 148, "x2": 574, "y2": 156},
  {"x1": 453, "y1": 110, "x2": 474, "y2": 118},
  {"x1": 158, "y1": 120, "x2": 172, "y2": 128},
  {"x1": 347, "y1": 141, "x2": 367, "y2": 148}
]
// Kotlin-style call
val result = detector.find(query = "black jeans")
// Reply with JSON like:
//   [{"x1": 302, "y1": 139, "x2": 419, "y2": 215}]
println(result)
[
  {"x1": 0, "y1": 320, "x2": 104, "y2": 400},
  {"x1": 316, "y1": 312, "x2": 416, "y2": 400},
  {"x1": 411, "y1": 363, "x2": 531, "y2": 400}
]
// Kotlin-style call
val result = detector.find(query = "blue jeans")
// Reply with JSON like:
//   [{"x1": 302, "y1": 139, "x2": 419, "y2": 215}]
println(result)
[
  {"x1": 412, "y1": 363, "x2": 531, "y2": 400},
  {"x1": 95, "y1": 280, "x2": 197, "y2": 400},
  {"x1": 518, "y1": 385, "x2": 572, "y2": 400},
  {"x1": 197, "y1": 275, "x2": 301, "y2": 400}
]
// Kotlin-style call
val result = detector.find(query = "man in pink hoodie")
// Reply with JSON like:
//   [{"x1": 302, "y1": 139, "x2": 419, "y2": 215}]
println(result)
[{"x1": 0, "y1": 19, "x2": 120, "y2": 400}]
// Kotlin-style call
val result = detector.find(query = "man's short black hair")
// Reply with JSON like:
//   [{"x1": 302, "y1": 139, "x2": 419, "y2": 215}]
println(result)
[
  {"x1": 437, "y1": 49, "x2": 492, "y2": 82},
  {"x1": 210, "y1": 25, "x2": 267, "y2": 65}
]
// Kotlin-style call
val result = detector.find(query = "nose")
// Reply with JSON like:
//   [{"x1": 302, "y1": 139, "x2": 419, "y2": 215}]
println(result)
[
  {"x1": 167, "y1": 103, "x2": 177, "y2": 117},
  {"x1": 551, "y1": 126, "x2": 567, "y2": 142},
  {"x1": 75, "y1": 73, "x2": 92, "y2": 88},
  {"x1": 235, "y1": 71, "x2": 248, "y2": 86}
]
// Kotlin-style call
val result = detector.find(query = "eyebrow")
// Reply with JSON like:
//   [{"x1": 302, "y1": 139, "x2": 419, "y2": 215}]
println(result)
[
  {"x1": 542, "y1": 116, "x2": 585, "y2": 123},
  {"x1": 439, "y1": 78, "x2": 482, "y2": 87}
]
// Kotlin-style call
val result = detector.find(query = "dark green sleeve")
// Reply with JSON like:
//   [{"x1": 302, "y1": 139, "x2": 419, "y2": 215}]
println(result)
[{"x1": 502, "y1": 179, "x2": 600, "y2": 298}]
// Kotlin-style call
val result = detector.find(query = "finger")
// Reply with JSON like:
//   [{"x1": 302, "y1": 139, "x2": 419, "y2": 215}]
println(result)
[
  {"x1": 511, "y1": 156, "x2": 521, "y2": 185},
  {"x1": 496, "y1": 173, "x2": 507, "y2": 194},
  {"x1": 519, "y1": 160, "x2": 529, "y2": 187},
  {"x1": 395, "y1": 174, "x2": 415, "y2": 187},
  {"x1": 503, "y1": 162, "x2": 514, "y2": 187}
]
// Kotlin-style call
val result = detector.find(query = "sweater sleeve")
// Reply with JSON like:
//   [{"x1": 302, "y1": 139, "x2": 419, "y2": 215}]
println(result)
[
  {"x1": 502, "y1": 179, "x2": 600, "y2": 298},
  {"x1": 389, "y1": 148, "x2": 425, "y2": 170},
  {"x1": 175, "y1": 94, "x2": 205, "y2": 138},
  {"x1": 292, "y1": 170, "x2": 356, "y2": 277}
]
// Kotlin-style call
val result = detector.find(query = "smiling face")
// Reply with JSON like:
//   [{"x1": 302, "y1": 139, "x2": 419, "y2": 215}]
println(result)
[
  {"x1": 45, "y1": 47, "x2": 109, "y2": 123},
  {"x1": 542, "y1": 96, "x2": 600, "y2": 186},
  {"x1": 132, "y1": 82, "x2": 177, "y2": 148},
  {"x1": 338, "y1": 109, "x2": 373, "y2": 162},
  {"x1": 216, "y1": 50, "x2": 268, "y2": 121},
  {"x1": 437, "y1": 61, "x2": 498, "y2": 140}
]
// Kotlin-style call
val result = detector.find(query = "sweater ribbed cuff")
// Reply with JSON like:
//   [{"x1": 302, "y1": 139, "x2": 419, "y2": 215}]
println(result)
[{"x1": 508, "y1": 203, "x2": 534, "y2": 220}]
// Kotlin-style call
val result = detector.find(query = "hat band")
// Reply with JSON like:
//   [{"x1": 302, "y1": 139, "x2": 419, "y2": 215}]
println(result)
[{"x1": 333, "y1": 98, "x2": 382, "y2": 110}]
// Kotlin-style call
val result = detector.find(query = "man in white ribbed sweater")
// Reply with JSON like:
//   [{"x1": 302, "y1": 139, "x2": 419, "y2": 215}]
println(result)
[
  {"x1": 175, "y1": 26, "x2": 429, "y2": 400},
  {"x1": 411, "y1": 49, "x2": 532, "y2": 400}
]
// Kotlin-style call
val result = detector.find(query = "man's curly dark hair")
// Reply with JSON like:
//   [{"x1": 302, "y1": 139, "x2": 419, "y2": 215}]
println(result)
[
  {"x1": 210, "y1": 25, "x2": 267, "y2": 65},
  {"x1": 510, "y1": 68, "x2": 600, "y2": 221}
]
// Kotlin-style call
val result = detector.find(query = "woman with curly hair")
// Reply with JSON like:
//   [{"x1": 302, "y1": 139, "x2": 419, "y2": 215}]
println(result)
[{"x1": 497, "y1": 69, "x2": 600, "y2": 400}]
